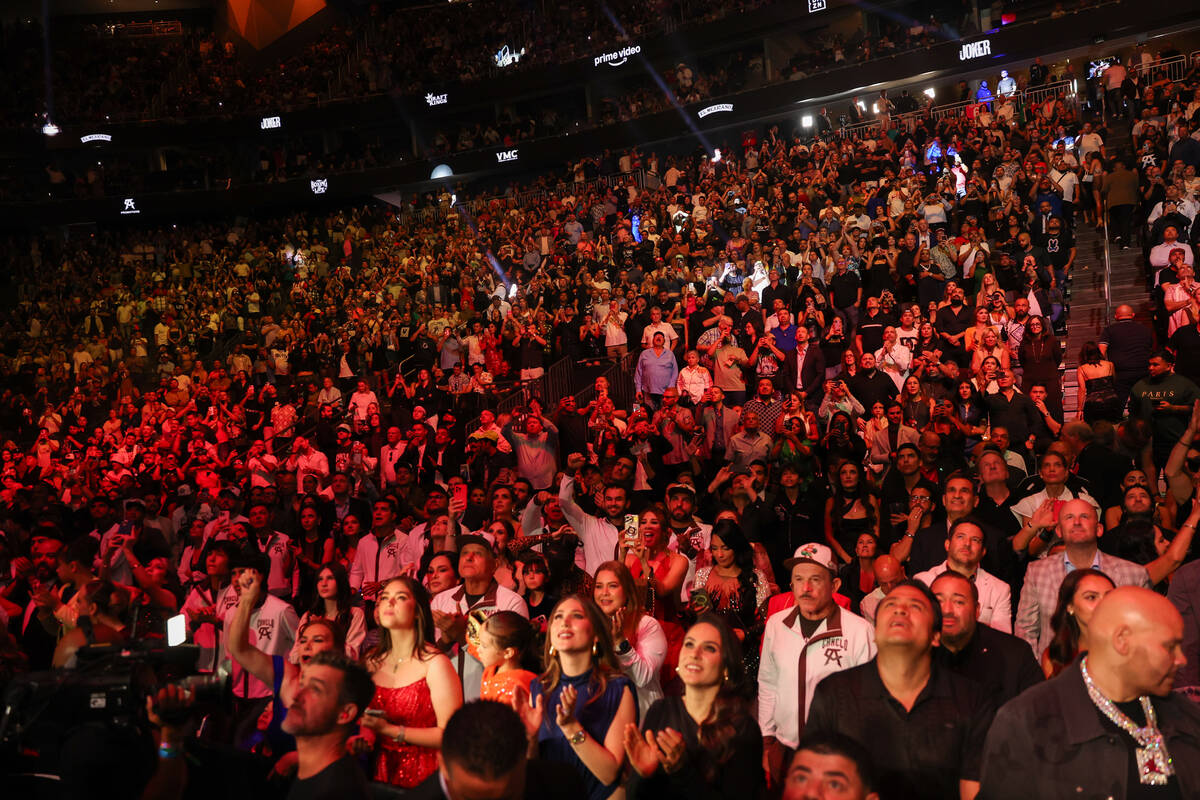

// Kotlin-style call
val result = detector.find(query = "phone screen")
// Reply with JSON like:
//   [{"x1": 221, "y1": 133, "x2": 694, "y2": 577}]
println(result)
[
  {"x1": 624, "y1": 514, "x2": 640, "y2": 544},
  {"x1": 452, "y1": 483, "x2": 468, "y2": 507},
  {"x1": 167, "y1": 613, "x2": 187, "y2": 647}
]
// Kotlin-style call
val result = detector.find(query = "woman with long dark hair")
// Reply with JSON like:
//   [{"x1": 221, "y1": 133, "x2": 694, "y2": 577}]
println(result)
[
  {"x1": 823, "y1": 460, "x2": 879, "y2": 564},
  {"x1": 514, "y1": 595, "x2": 636, "y2": 800},
  {"x1": 623, "y1": 614, "x2": 764, "y2": 799},
  {"x1": 1076, "y1": 340, "x2": 1121, "y2": 423},
  {"x1": 292, "y1": 501, "x2": 334, "y2": 603},
  {"x1": 838, "y1": 531, "x2": 881, "y2": 616},
  {"x1": 1019, "y1": 315, "x2": 1063, "y2": 413},
  {"x1": 297, "y1": 562, "x2": 366, "y2": 658},
  {"x1": 1041, "y1": 568, "x2": 1114, "y2": 678},
  {"x1": 690, "y1": 520, "x2": 769, "y2": 676},
  {"x1": 355, "y1": 576, "x2": 462, "y2": 788}
]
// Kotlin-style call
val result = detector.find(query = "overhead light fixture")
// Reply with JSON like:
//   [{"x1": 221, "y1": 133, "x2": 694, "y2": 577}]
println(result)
[{"x1": 42, "y1": 121, "x2": 60, "y2": 137}]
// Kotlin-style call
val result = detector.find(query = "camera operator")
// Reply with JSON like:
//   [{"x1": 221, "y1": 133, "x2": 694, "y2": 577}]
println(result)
[{"x1": 140, "y1": 652, "x2": 373, "y2": 800}]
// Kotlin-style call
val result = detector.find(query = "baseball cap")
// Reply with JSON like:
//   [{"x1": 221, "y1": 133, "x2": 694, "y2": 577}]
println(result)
[
  {"x1": 665, "y1": 483, "x2": 696, "y2": 498},
  {"x1": 457, "y1": 534, "x2": 495, "y2": 555},
  {"x1": 783, "y1": 542, "x2": 839, "y2": 576}
]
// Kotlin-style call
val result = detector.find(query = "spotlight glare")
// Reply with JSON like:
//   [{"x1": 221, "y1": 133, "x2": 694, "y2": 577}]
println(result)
[
  {"x1": 924, "y1": 87, "x2": 936, "y2": 99},
  {"x1": 801, "y1": 115, "x2": 813, "y2": 128},
  {"x1": 42, "y1": 122, "x2": 60, "y2": 137}
]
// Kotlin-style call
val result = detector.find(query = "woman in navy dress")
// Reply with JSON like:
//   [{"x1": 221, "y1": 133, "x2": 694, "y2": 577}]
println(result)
[{"x1": 515, "y1": 595, "x2": 637, "y2": 800}]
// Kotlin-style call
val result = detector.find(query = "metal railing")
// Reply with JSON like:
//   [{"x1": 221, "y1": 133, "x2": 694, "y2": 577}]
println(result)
[{"x1": 1131, "y1": 54, "x2": 1189, "y2": 83}]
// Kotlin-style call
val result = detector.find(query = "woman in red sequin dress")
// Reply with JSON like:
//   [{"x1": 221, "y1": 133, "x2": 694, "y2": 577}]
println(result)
[{"x1": 354, "y1": 576, "x2": 462, "y2": 789}]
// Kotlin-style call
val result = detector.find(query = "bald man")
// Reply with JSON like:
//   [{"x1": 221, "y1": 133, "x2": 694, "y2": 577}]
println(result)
[
  {"x1": 980, "y1": 588, "x2": 1200, "y2": 797},
  {"x1": 859, "y1": 555, "x2": 905, "y2": 624},
  {"x1": 1099, "y1": 304, "x2": 1153, "y2": 411},
  {"x1": 1015, "y1": 499, "x2": 1151, "y2": 656}
]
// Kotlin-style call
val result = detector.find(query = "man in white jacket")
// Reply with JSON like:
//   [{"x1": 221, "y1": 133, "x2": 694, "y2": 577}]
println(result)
[
  {"x1": 759, "y1": 543, "x2": 876, "y2": 787},
  {"x1": 431, "y1": 535, "x2": 528, "y2": 700},
  {"x1": 915, "y1": 517, "x2": 1012, "y2": 633}
]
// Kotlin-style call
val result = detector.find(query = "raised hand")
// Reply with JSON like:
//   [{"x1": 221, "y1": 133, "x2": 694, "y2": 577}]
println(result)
[
  {"x1": 1030, "y1": 498, "x2": 1057, "y2": 532},
  {"x1": 623, "y1": 723, "x2": 662, "y2": 777},
  {"x1": 555, "y1": 684, "x2": 579, "y2": 730},
  {"x1": 510, "y1": 685, "x2": 545, "y2": 740},
  {"x1": 654, "y1": 727, "x2": 687, "y2": 773}
]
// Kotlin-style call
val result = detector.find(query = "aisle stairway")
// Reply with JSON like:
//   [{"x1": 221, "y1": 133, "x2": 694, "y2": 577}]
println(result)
[{"x1": 1058, "y1": 120, "x2": 1150, "y2": 417}]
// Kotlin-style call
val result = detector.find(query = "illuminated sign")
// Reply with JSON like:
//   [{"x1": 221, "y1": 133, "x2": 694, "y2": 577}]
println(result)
[
  {"x1": 959, "y1": 39, "x2": 992, "y2": 61},
  {"x1": 121, "y1": 198, "x2": 141, "y2": 216},
  {"x1": 80, "y1": 133, "x2": 112, "y2": 143},
  {"x1": 260, "y1": 116, "x2": 282, "y2": 130},
  {"x1": 697, "y1": 103, "x2": 734, "y2": 118},
  {"x1": 425, "y1": 92, "x2": 448, "y2": 106},
  {"x1": 310, "y1": 178, "x2": 328, "y2": 195},
  {"x1": 594, "y1": 44, "x2": 641, "y2": 68},
  {"x1": 494, "y1": 45, "x2": 526, "y2": 68},
  {"x1": 808, "y1": 0, "x2": 826, "y2": 10},
  {"x1": 496, "y1": 149, "x2": 519, "y2": 163}
]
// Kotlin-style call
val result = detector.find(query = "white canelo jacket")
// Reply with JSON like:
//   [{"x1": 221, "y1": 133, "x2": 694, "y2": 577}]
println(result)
[{"x1": 757, "y1": 603, "x2": 876, "y2": 748}]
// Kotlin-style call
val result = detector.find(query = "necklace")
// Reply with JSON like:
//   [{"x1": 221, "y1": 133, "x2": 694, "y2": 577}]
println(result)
[
  {"x1": 390, "y1": 653, "x2": 411, "y2": 673},
  {"x1": 1080, "y1": 656, "x2": 1174, "y2": 786}
]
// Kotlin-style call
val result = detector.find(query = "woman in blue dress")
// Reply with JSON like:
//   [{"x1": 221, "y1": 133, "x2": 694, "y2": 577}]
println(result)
[{"x1": 514, "y1": 595, "x2": 637, "y2": 800}]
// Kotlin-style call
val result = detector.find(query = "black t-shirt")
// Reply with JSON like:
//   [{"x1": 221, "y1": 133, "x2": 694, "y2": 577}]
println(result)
[
  {"x1": 288, "y1": 755, "x2": 371, "y2": 800},
  {"x1": 830, "y1": 271, "x2": 861, "y2": 309},
  {"x1": 856, "y1": 312, "x2": 892, "y2": 354},
  {"x1": 1102, "y1": 700, "x2": 1184, "y2": 800}
]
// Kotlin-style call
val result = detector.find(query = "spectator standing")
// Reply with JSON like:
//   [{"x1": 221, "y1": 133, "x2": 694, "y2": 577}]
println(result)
[{"x1": 758, "y1": 543, "x2": 875, "y2": 786}]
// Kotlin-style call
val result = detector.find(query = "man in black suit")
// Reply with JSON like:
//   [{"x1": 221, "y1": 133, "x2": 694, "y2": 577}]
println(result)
[
  {"x1": 408, "y1": 700, "x2": 583, "y2": 800},
  {"x1": 782, "y1": 325, "x2": 825, "y2": 412}
]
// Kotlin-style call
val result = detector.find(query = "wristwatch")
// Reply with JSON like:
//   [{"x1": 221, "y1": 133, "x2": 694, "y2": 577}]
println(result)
[
  {"x1": 568, "y1": 729, "x2": 587, "y2": 746},
  {"x1": 616, "y1": 639, "x2": 632, "y2": 655}
]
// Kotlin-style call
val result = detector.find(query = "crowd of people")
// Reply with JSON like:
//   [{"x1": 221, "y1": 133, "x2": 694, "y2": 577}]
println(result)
[{"x1": 3, "y1": 30, "x2": 1200, "y2": 800}]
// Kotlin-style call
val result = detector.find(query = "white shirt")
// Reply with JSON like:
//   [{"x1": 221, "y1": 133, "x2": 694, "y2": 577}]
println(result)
[
  {"x1": 757, "y1": 604, "x2": 876, "y2": 748},
  {"x1": 915, "y1": 560, "x2": 1013, "y2": 633},
  {"x1": 617, "y1": 614, "x2": 667, "y2": 719},
  {"x1": 431, "y1": 582, "x2": 529, "y2": 700},
  {"x1": 183, "y1": 582, "x2": 239, "y2": 672},
  {"x1": 220, "y1": 594, "x2": 300, "y2": 699},
  {"x1": 1148, "y1": 197, "x2": 1199, "y2": 224},
  {"x1": 349, "y1": 528, "x2": 420, "y2": 590},
  {"x1": 558, "y1": 477, "x2": 620, "y2": 574},
  {"x1": 1150, "y1": 241, "x2": 1195, "y2": 269}
]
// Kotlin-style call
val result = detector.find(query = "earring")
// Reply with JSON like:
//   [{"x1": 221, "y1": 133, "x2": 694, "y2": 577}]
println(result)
[
  {"x1": 549, "y1": 645, "x2": 558, "y2": 658},
  {"x1": 592, "y1": 640, "x2": 599, "y2": 656},
  {"x1": 724, "y1": 668, "x2": 730, "y2": 683}
]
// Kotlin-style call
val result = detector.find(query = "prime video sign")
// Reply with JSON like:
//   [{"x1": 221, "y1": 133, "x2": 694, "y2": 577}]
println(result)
[
  {"x1": 594, "y1": 44, "x2": 641, "y2": 68},
  {"x1": 697, "y1": 103, "x2": 734, "y2": 119},
  {"x1": 959, "y1": 39, "x2": 993, "y2": 61}
]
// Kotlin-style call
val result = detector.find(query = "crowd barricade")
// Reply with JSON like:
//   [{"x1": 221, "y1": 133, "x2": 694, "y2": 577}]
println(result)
[{"x1": 1132, "y1": 54, "x2": 1189, "y2": 84}]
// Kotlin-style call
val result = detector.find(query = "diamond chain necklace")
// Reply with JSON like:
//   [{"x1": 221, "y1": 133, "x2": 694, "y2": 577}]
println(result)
[{"x1": 1080, "y1": 656, "x2": 1174, "y2": 786}]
